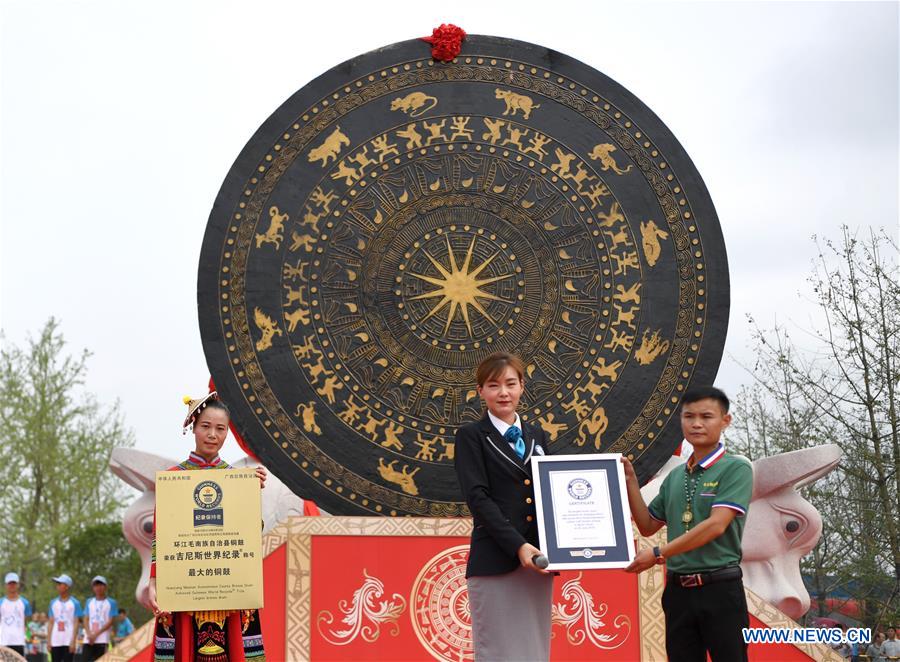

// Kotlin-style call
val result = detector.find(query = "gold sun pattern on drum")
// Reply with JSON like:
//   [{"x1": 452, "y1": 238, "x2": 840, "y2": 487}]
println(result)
[{"x1": 408, "y1": 235, "x2": 513, "y2": 337}]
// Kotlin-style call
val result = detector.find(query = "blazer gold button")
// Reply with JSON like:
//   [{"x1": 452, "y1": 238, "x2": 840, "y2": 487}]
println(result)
[
  {"x1": 524, "y1": 479, "x2": 531, "y2": 486},
  {"x1": 526, "y1": 515, "x2": 534, "y2": 522},
  {"x1": 526, "y1": 497, "x2": 533, "y2": 504}
]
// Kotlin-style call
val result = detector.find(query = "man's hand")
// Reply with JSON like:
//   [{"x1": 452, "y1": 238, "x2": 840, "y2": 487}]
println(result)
[
  {"x1": 517, "y1": 543, "x2": 551, "y2": 574},
  {"x1": 620, "y1": 456, "x2": 638, "y2": 486},
  {"x1": 69, "y1": 643, "x2": 76, "y2": 654},
  {"x1": 625, "y1": 547, "x2": 658, "y2": 574},
  {"x1": 255, "y1": 466, "x2": 267, "y2": 488}
]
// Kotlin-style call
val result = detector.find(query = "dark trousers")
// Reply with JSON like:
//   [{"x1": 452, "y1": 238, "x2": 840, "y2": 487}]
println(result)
[
  {"x1": 662, "y1": 577, "x2": 749, "y2": 661},
  {"x1": 6, "y1": 646, "x2": 25, "y2": 657},
  {"x1": 80, "y1": 644, "x2": 107, "y2": 662},
  {"x1": 50, "y1": 647, "x2": 74, "y2": 662}
]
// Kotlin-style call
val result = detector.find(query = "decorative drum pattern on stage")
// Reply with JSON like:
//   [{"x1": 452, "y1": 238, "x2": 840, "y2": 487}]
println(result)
[{"x1": 198, "y1": 35, "x2": 729, "y2": 516}]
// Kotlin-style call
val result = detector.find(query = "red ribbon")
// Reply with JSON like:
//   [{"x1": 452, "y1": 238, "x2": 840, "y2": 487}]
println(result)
[{"x1": 420, "y1": 24, "x2": 466, "y2": 62}]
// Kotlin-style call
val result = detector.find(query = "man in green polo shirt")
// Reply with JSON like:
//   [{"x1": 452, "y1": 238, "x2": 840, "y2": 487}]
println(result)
[{"x1": 623, "y1": 386, "x2": 753, "y2": 662}]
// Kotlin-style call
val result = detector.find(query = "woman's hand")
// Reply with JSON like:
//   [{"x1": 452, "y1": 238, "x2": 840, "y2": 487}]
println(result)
[
  {"x1": 255, "y1": 466, "x2": 267, "y2": 488},
  {"x1": 148, "y1": 578, "x2": 171, "y2": 622},
  {"x1": 517, "y1": 543, "x2": 551, "y2": 574}
]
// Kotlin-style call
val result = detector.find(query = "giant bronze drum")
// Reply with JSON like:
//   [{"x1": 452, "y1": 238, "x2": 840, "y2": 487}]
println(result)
[{"x1": 198, "y1": 35, "x2": 729, "y2": 516}]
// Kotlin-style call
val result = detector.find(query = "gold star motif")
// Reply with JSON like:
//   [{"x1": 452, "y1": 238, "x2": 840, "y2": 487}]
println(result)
[{"x1": 409, "y1": 236, "x2": 512, "y2": 337}]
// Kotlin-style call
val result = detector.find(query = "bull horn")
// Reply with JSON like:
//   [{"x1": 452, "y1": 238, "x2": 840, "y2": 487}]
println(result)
[
  {"x1": 751, "y1": 444, "x2": 841, "y2": 498},
  {"x1": 109, "y1": 447, "x2": 176, "y2": 492}
]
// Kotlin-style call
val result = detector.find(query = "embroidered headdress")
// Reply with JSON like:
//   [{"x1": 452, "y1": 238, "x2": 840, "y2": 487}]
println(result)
[{"x1": 182, "y1": 391, "x2": 220, "y2": 433}]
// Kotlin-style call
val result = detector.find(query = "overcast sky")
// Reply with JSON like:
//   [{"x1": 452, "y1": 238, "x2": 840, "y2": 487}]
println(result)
[{"x1": 1, "y1": 1, "x2": 897, "y2": 467}]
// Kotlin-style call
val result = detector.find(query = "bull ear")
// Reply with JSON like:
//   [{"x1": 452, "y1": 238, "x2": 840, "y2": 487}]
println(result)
[
  {"x1": 751, "y1": 444, "x2": 842, "y2": 498},
  {"x1": 109, "y1": 447, "x2": 175, "y2": 492}
]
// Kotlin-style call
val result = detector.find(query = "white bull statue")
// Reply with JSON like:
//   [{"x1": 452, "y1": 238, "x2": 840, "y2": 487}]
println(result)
[
  {"x1": 113, "y1": 443, "x2": 840, "y2": 620},
  {"x1": 642, "y1": 443, "x2": 841, "y2": 620}
]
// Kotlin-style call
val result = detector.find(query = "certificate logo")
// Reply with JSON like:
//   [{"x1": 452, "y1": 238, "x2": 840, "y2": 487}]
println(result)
[
  {"x1": 567, "y1": 478, "x2": 592, "y2": 500},
  {"x1": 193, "y1": 480, "x2": 224, "y2": 527}
]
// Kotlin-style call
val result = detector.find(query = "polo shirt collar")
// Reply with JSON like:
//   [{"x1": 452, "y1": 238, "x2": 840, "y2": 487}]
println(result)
[
  {"x1": 187, "y1": 451, "x2": 223, "y2": 468},
  {"x1": 686, "y1": 442, "x2": 726, "y2": 471}
]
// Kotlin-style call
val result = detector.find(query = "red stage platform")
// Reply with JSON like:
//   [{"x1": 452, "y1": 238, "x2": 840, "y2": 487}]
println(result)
[{"x1": 107, "y1": 518, "x2": 841, "y2": 661}]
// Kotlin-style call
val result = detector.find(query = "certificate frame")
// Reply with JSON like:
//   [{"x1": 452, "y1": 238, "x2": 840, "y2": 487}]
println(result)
[
  {"x1": 155, "y1": 468, "x2": 264, "y2": 612},
  {"x1": 531, "y1": 454, "x2": 634, "y2": 570}
]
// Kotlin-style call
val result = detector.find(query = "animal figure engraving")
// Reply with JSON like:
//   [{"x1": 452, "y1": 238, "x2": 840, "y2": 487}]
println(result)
[
  {"x1": 284, "y1": 284, "x2": 307, "y2": 307},
  {"x1": 503, "y1": 126, "x2": 527, "y2": 151},
  {"x1": 588, "y1": 143, "x2": 633, "y2": 175},
  {"x1": 604, "y1": 328, "x2": 634, "y2": 353},
  {"x1": 290, "y1": 232, "x2": 315, "y2": 253},
  {"x1": 634, "y1": 329, "x2": 670, "y2": 365},
  {"x1": 604, "y1": 227, "x2": 630, "y2": 249},
  {"x1": 538, "y1": 413, "x2": 569, "y2": 442},
  {"x1": 390, "y1": 92, "x2": 438, "y2": 118},
  {"x1": 377, "y1": 458, "x2": 420, "y2": 495},
  {"x1": 359, "y1": 412, "x2": 387, "y2": 442},
  {"x1": 592, "y1": 357, "x2": 623, "y2": 381},
  {"x1": 450, "y1": 117, "x2": 473, "y2": 141},
  {"x1": 316, "y1": 375, "x2": 344, "y2": 404},
  {"x1": 371, "y1": 134, "x2": 399, "y2": 161},
  {"x1": 338, "y1": 395, "x2": 367, "y2": 426},
  {"x1": 380, "y1": 421, "x2": 405, "y2": 451},
  {"x1": 574, "y1": 373, "x2": 609, "y2": 404},
  {"x1": 597, "y1": 201, "x2": 625, "y2": 228},
  {"x1": 577, "y1": 407, "x2": 609, "y2": 450},
  {"x1": 285, "y1": 306, "x2": 309, "y2": 333},
  {"x1": 611, "y1": 251, "x2": 640, "y2": 276},
  {"x1": 330, "y1": 160, "x2": 360, "y2": 186},
  {"x1": 612, "y1": 304, "x2": 637, "y2": 330},
  {"x1": 307, "y1": 126, "x2": 351, "y2": 167},
  {"x1": 295, "y1": 401, "x2": 322, "y2": 434},
  {"x1": 495, "y1": 88, "x2": 540, "y2": 119},
  {"x1": 255, "y1": 206, "x2": 288, "y2": 249},
  {"x1": 423, "y1": 119, "x2": 448, "y2": 146},
  {"x1": 569, "y1": 162, "x2": 596, "y2": 193},
  {"x1": 640, "y1": 220, "x2": 669, "y2": 267},
  {"x1": 550, "y1": 148, "x2": 576, "y2": 178},
  {"x1": 523, "y1": 132, "x2": 551, "y2": 159},
  {"x1": 584, "y1": 182, "x2": 611, "y2": 209},
  {"x1": 481, "y1": 118, "x2": 505, "y2": 144},
  {"x1": 396, "y1": 123, "x2": 423, "y2": 150},
  {"x1": 254, "y1": 307, "x2": 282, "y2": 351},
  {"x1": 613, "y1": 282, "x2": 641, "y2": 305}
]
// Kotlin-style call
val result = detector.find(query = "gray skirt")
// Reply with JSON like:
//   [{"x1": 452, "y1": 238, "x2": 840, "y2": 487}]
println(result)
[{"x1": 467, "y1": 566, "x2": 554, "y2": 662}]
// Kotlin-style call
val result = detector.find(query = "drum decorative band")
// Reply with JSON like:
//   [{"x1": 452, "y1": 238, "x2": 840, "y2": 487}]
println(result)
[{"x1": 197, "y1": 35, "x2": 729, "y2": 516}]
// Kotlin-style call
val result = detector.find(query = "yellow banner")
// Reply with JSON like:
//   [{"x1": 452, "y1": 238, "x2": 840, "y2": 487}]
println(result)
[{"x1": 155, "y1": 468, "x2": 263, "y2": 612}]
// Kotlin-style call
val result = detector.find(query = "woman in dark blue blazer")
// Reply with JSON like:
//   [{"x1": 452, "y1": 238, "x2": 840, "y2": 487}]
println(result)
[{"x1": 455, "y1": 352, "x2": 553, "y2": 661}]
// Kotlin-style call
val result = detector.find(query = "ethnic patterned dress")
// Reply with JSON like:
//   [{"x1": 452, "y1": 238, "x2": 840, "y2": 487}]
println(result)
[{"x1": 151, "y1": 452, "x2": 265, "y2": 662}]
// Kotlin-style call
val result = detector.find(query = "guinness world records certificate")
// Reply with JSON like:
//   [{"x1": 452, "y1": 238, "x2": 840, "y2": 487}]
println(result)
[
  {"x1": 531, "y1": 454, "x2": 634, "y2": 570},
  {"x1": 155, "y1": 468, "x2": 264, "y2": 612}
]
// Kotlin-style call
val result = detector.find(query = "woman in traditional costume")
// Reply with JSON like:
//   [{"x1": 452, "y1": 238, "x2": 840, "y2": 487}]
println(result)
[{"x1": 147, "y1": 392, "x2": 267, "y2": 662}]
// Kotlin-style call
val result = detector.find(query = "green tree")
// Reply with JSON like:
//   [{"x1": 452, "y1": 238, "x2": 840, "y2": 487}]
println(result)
[
  {"x1": 0, "y1": 318, "x2": 137, "y2": 613},
  {"x1": 730, "y1": 228, "x2": 899, "y2": 627}
]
